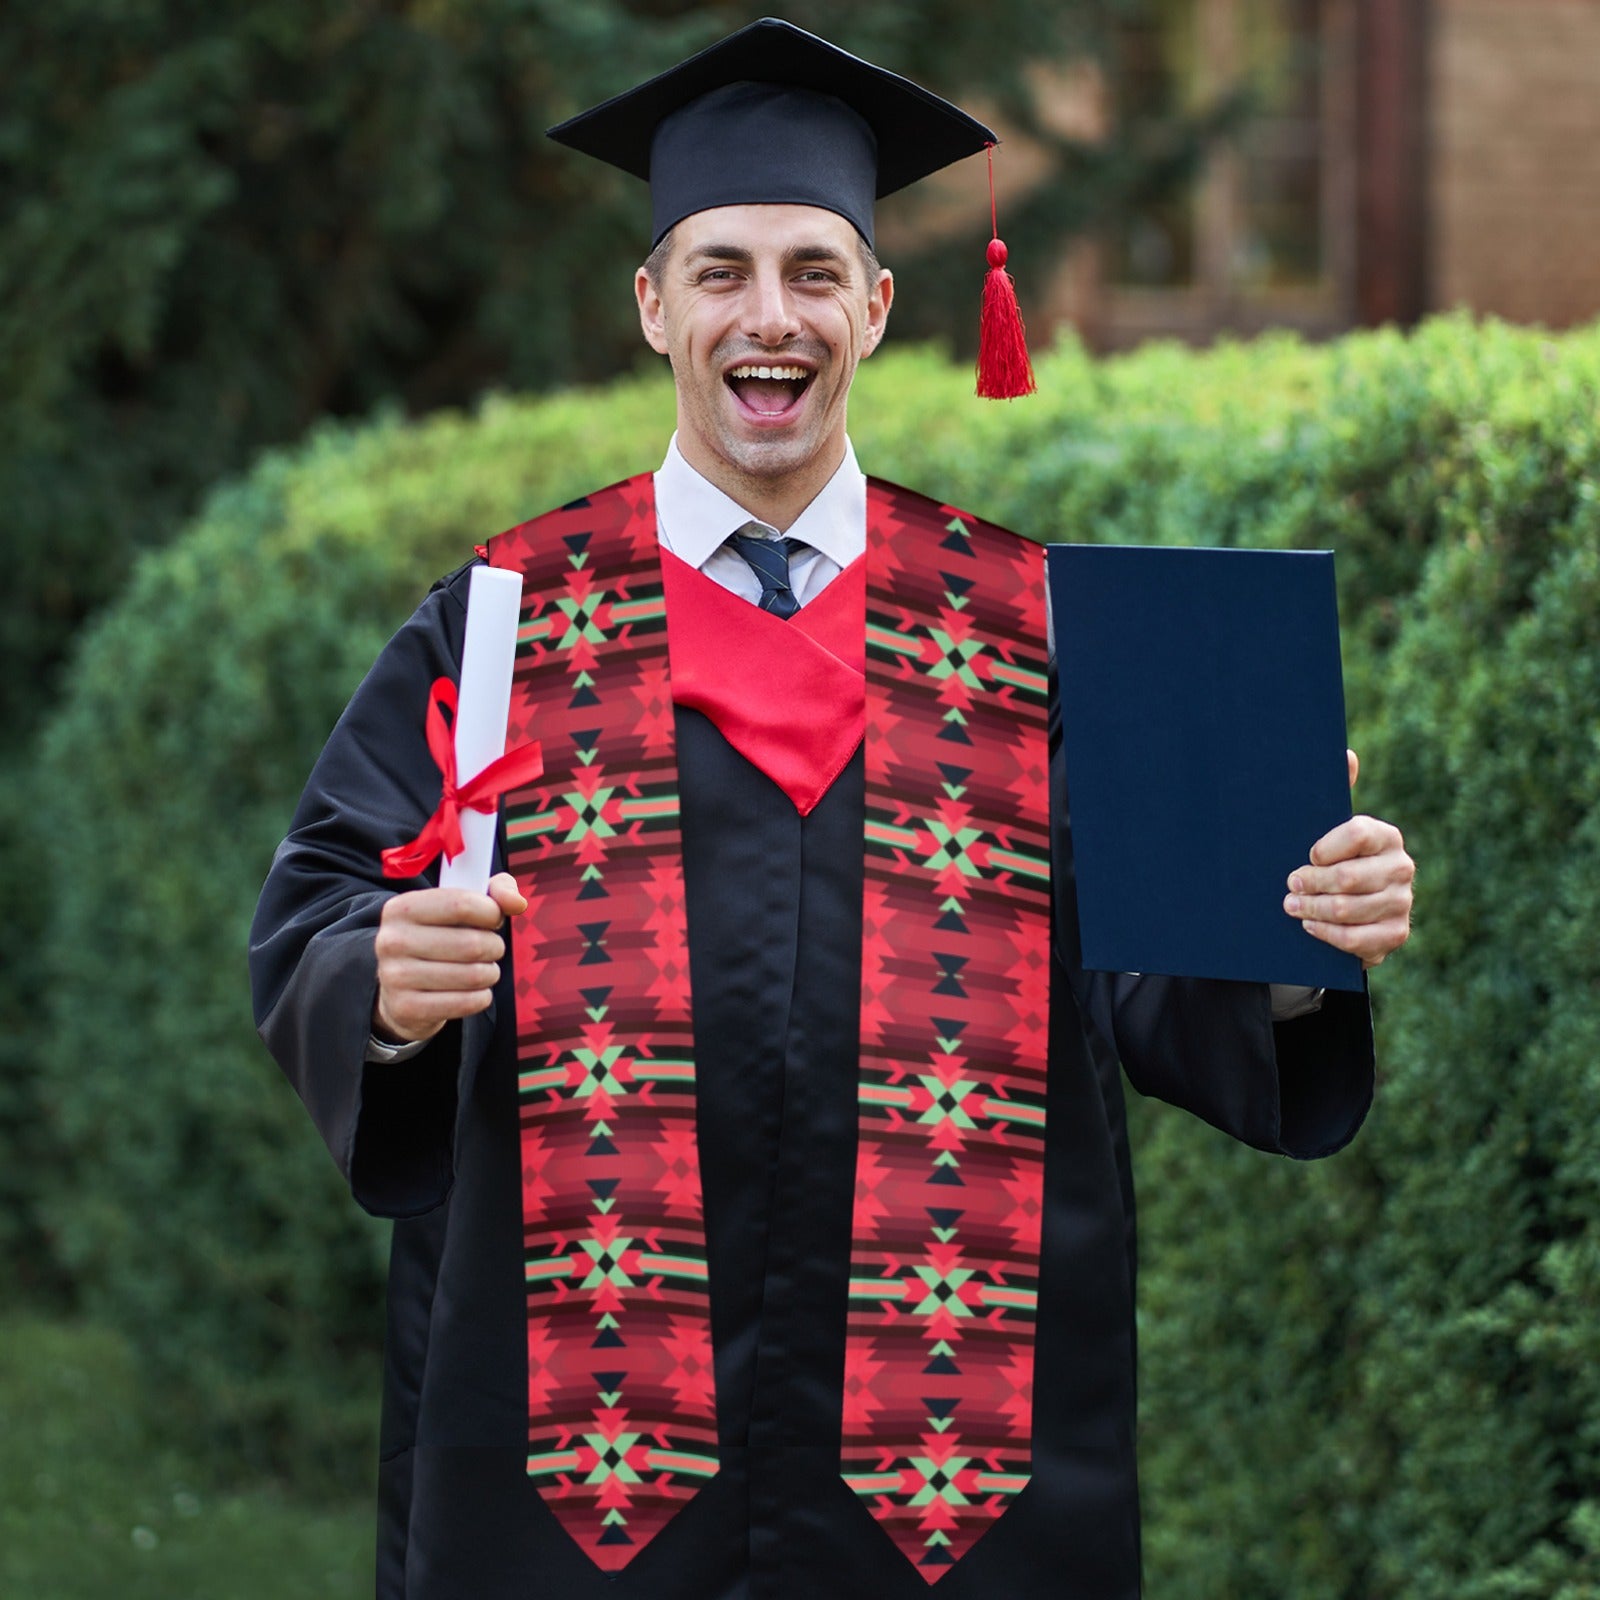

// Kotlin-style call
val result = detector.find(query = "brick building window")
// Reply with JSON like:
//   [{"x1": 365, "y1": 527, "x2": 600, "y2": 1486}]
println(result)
[{"x1": 1099, "y1": 0, "x2": 1358, "y2": 345}]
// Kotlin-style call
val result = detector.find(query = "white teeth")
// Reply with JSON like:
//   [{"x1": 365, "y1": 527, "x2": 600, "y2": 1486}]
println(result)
[{"x1": 727, "y1": 364, "x2": 808, "y2": 381}]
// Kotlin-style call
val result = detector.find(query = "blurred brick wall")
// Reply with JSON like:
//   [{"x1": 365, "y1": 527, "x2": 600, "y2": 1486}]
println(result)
[{"x1": 1431, "y1": 0, "x2": 1600, "y2": 327}]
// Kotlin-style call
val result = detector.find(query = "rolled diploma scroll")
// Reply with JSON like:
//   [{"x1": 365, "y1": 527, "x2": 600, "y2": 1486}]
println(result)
[{"x1": 438, "y1": 565, "x2": 525, "y2": 893}]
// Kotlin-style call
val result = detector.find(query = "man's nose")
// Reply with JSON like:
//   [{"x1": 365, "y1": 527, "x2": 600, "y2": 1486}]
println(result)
[{"x1": 745, "y1": 272, "x2": 801, "y2": 346}]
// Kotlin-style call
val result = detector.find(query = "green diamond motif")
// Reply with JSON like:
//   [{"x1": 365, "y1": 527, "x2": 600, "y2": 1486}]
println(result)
[
  {"x1": 923, "y1": 820, "x2": 984, "y2": 877},
  {"x1": 925, "y1": 628, "x2": 986, "y2": 691},
  {"x1": 563, "y1": 786, "x2": 617, "y2": 843},
  {"x1": 908, "y1": 1455, "x2": 973, "y2": 1506},
  {"x1": 582, "y1": 1430, "x2": 642, "y2": 1485},
  {"x1": 916, "y1": 1075, "x2": 979, "y2": 1130},
  {"x1": 579, "y1": 1237, "x2": 635, "y2": 1290},
  {"x1": 572, "y1": 1045, "x2": 627, "y2": 1097},
  {"x1": 911, "y1": 1264, "x2": 975, "y2": 1317},
  {"x1": 556, "y1": 593, "x2": 607, "y2": 650}
]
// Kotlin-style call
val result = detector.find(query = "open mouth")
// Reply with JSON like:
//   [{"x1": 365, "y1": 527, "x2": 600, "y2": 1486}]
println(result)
[{"x1": 725, "y1": 363, "x2": 813, "y2": 418}]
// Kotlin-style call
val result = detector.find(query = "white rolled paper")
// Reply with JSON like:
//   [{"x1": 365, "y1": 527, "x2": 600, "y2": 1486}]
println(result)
[{"x1": 439, "y1": 564, "x2": 525, "y2": 893}]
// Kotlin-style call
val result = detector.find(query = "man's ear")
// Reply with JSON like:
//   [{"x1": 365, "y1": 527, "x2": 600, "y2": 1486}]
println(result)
[
  {"x1": 636, "y1": 267, "x2": 670, "y2": 356},
  {"x1": 861, "y1": 268, "x2": 894, "y2": 358}
]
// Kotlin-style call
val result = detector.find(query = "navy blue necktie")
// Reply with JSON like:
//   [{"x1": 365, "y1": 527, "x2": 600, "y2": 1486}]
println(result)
[{"x1": 727, "y1": 526, "x2": 807, "y2": 619}]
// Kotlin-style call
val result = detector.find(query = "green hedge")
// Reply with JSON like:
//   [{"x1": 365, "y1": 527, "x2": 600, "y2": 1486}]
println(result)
[
  {"x1": 35, "y1": 318, "x2": 1600, "y2": 1598},
  {"x1": 1120, "y1": 324, "x2": 1600, "y2": 1600}
]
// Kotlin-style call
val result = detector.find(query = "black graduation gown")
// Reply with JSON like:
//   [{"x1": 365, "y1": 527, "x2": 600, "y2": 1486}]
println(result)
[{"x1": 250, "y1": 559, "x2": 1374, "y2": 1600}]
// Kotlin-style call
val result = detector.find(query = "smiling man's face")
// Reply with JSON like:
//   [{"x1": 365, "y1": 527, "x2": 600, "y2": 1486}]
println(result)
[{"x1": 635, "y1": 204, "x2": 892, "y2": 527}]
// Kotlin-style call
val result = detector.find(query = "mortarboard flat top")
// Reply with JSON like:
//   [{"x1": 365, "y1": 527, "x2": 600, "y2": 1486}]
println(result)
[
  {"x1": 1049, "y1": 543, "x2": 1364, "y2": 993},
  {"x1": 547, "y1": 17, "x2": 997, "y2": 246}
]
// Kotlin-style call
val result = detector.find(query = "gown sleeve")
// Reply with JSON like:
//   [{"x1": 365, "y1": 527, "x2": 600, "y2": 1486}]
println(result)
[
  {"x1": 249, "y1": 562, "x2": 498, "y2": 1216},
  {"x1": 1047, "y1": 687, "x2": 1375, "y2": 1161}
]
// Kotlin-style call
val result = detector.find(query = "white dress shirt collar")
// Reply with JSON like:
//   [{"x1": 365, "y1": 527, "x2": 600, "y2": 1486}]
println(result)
[{"x1": 654, "y1": 434, "x2": 866, "y2": 570}]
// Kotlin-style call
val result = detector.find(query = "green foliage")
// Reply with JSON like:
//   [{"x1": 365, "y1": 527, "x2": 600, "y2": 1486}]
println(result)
[
  {"x1": 1348, "y1": 517, "x2": 1600, "y2": 1600},
  {"x1": 1111, "y1": 320, "x2": 1600, "y2": 1600},
  {"x1": 0, "y1": 1315, "x2": 368, "y2": 1597},
  {"x1": 33, "y1": 317, "x2": 1600, "y2": 1600},
  {"x1": 0, "y1": 759, "x2": 59, "y2": 1304}
]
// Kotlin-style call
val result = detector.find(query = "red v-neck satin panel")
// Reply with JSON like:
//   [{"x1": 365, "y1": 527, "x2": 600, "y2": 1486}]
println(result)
[
  {"x1": 662, "y1": 550, "x2": 866, "y2": 816},
  {"x1": 790, "y1": 553, "x2": 866, "y2": 674}
]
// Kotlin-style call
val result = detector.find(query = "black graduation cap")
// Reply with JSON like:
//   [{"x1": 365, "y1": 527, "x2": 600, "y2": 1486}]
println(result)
[{"x1": 547, "y1": 16, "x2": 998, "y2": 249}]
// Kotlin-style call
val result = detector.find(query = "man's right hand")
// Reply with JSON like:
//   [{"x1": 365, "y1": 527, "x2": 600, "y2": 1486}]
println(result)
[{"x1": 372, "y1": 871, "x2": 528, "y2": 1045}]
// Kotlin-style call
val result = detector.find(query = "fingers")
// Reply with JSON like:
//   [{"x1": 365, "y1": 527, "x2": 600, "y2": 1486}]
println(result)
[
  {"x1": 379, "y1": 950, "x2": 504, "y2": 992},
  {"x1": 1285, "y1": 879, "x2": 1412, "y2": 928},
  {"x1": 383, "y1": 886, "x2": 510, "y2": 930},
  {"x1": 1287, "y1": 843, "x2": 1412, "y2": 909},
  {"x1": 1347, "y1": 748, "x2": 1359, "y2": 790},
  {"x1": 1297, "y1": 911, "x2": 1414, "y2": 969},
  {"x1": 372, "y1": 884, "x2": 522, "y2": 1045},
  {"x1": 1285, "y1": 810, "x2": 1415, "y2": 969},
  {"x1": 1307, "y1": 813, "x2": 1403, "y2": 869},
  {"x1": 373, "y1": 978, "x2": 496, "y2": 1045},
  {"x1": 375, "y1": 907, "x2": 506, "y2": 968}
]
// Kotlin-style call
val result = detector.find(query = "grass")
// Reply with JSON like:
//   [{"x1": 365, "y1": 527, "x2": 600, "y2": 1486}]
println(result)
[{"x1": 0, "y1": 1314, "x2": 371, "y2": 1599}]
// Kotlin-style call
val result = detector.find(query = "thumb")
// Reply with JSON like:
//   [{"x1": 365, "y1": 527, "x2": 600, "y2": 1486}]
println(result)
[
  {"x1": 1347, "y1": 748, "x2": 1360, "y2": 791},
  {"x1": 488, "y1": 871, "x2": 528, "y2": 918}
]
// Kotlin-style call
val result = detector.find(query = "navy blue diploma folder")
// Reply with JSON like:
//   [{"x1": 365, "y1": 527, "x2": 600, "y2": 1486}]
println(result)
[{"x1": 1047, "y1": 544, "x2": 1364, "y2": 993}]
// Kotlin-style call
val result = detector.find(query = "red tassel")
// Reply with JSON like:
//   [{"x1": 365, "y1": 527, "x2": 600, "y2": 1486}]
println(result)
[
  {"x1": 976, "y1": 145, "x2": 1035, "y2": 399},
  {"x1": 977, "y1": 238, "x2": 1036, "y2": 399}
]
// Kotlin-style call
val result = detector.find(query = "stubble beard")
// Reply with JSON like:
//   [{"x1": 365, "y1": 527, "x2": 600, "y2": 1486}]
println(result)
[{"x1": 689, "y1": 335, "x2": 843, "y2": 489}]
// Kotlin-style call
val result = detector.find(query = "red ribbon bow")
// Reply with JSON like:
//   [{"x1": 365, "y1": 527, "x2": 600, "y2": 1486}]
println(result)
[{"x1": 381, "y1": 677, "x2": 544, "y2": 879}]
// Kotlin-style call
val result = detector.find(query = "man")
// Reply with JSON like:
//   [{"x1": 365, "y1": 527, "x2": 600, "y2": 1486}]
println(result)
[{"x1": 250, "y1": 20, "x2": 1414, "y2": 1600}]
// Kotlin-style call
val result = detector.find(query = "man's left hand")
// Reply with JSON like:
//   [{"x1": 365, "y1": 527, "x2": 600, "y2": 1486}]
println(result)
[{"x1": 1284, "y1": 750, "x2": 1415, "y2": 969}]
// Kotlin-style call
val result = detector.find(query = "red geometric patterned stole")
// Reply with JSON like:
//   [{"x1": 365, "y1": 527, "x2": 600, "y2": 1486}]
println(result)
[
  {"x1": 492, "y1": 475, "x2": 715, "y2": 1572},
  {"x1": 843, "y1": 484, "x2": 1051, "y2": 1581},
  {"x1": 489, "y1": 474, "x2": 1049, "y2": 1580}
]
